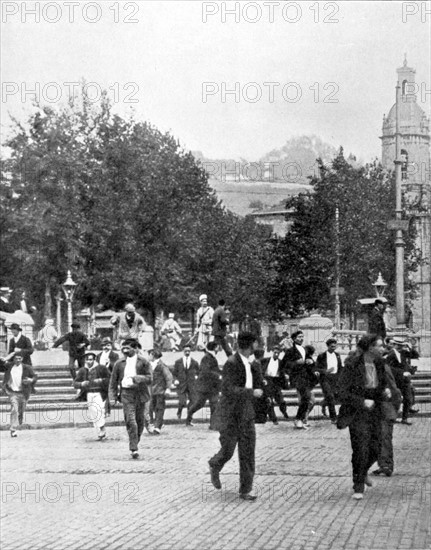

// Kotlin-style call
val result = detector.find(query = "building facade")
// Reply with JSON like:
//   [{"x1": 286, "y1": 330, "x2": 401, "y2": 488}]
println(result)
[{"x1": 381, "y1": 58, "x2": 431, "y2": 346}]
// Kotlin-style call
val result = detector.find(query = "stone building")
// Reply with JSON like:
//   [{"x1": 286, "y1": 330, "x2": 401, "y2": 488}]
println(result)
[{"x1": 381, "y1": 57, "x2": 431, "y2": 347}]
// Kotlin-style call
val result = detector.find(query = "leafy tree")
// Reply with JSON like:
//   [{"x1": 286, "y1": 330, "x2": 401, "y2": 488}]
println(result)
[
  {"x1": 1, "y1": 88, "x2": 275, "y2": 324},
  {"x1": 270, "y1": 149, "x2": 422, "y2": 322}
]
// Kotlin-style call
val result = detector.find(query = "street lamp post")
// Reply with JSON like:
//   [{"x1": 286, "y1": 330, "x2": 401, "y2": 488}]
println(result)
[
  {"x1": 373, "y1": 272, "x2": 387, "y2": 299},
  {"x1": 334, "y1": 205, "x2": 341, "y2": 329},
  {"x1": 62, "y1": 271, "x2": 77, "y2": 332},
  {"x1": 55, "y1": 291, "x2": 63, "y2": 336}
]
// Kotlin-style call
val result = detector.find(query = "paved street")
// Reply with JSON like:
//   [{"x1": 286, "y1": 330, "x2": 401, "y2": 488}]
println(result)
[{"x1": 1, "y1": 417, "x2": 430, "y2": 550}]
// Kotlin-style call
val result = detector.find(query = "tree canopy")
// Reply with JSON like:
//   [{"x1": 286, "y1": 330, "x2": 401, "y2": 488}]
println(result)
[
  {"x1": 270, "y1": 149, "x2": 422, "y2": 320},
  {"x1": 1, "y1": 89, "x2": 274, "y2": 322}
]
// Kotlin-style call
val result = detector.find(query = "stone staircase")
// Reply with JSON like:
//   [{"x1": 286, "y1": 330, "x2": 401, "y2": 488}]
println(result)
[{"x1": 1, "y1": 364, "x2": 430, "y2": 413}]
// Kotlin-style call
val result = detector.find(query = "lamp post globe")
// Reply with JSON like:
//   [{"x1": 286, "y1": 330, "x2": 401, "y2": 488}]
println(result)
[{"x1": 62, "y1": 271, "x2": 77, "y2": 331}]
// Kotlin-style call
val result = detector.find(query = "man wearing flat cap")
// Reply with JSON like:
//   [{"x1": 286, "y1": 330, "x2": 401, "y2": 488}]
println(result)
[
  {"x1": 110, "y1": 338, "x2": 152, "y2": 459},
  {"x1": 196, "y1": 295, "x2": 214, "y2": 351},
  {"x1": 74, "y1": 351, "x2": 110, "y2": 440},
  {"x1": 53, "y1": 322, "x2": 90, "y2": 381},
  {"x1": 7, "y1": 323, "x2": 34, "y2": 366}
]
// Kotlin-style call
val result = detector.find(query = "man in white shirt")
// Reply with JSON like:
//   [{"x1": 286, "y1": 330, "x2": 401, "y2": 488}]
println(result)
[
  {"x1": 109, "y1": 339, "x2": 152, "y2": 459},
  {"x1": 161, "y1": 313, "x2": 182, "y2": 351},
  {"x1": 1, "y1": 352, "x2": 38, "y2": 437},
  {"x1": 208, "y1": 332, "x2": 264, "y2": 501},
  {"x1": 260, "y1": 345, "x2": 289, "y2": 423},
  {"x1": 316, "y1": 338, "x2": 343, "y2": 423}
]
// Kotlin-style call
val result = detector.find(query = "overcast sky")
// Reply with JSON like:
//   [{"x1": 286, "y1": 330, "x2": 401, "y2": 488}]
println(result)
[{"x1": 1, "y1": 1, "x2": 430, "y2": 162}]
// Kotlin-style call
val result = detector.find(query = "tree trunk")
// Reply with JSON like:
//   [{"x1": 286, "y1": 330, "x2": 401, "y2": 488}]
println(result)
[{"x1": 43, "y1": 279, "x2": 53, "y2": 320}]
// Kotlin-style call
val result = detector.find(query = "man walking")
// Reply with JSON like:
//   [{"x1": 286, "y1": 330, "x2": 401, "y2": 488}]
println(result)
[
  {"x1": 261, "y1": 345, "x2": 289, "y2": 423},
  {"x1": 110, "y1": 338, "x2": 152, "y2": 459},
  {"x1": 385, "y1": 337, "x2": 415, "y2": 425},
  {"x1": 208, "y1": 332, "x2": 264, "y2": 501},
  {"x1": 212, "y1": 299, "x2": 232, "y2": 357},
  {"x1": 315, "y1": 338, "x2": 343, "y2": 423},
  {"x1": 173, "y1": 345, "x2": 200, "y2": 420},
  {"x1": 2, "y1": 352, "x2": 38, "y2": 437},
  {"x1": 53, "y1": 322, "x2": 89, "y2": 381},
  {"x1": 74, "y1": 351, "x2": 110, "y2": 440},
  {"x1": 186, "y1": 341, "x2": 221, "y2": 429},
  {"x1": 149, "y1": 349, "x2": 173, "y2": 434}
]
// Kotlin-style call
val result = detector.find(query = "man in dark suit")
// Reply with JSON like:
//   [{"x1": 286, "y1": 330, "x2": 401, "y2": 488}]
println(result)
[
  {"x1": 208, "y1": 332, "x2": 264, "y2": 501},
  {"x1": 96, "y1": 337, "x2": 120, "y2": 373},
  {"x1": 0, "y1": 287, "x2": 14, "y2": 313},
  {"x1": 368, "y1": 299, "x2": 387, "y2": 338},
  {"x1": 283, "y1": 330, "x2": 316, "y2": 429},
  {"x1": 212, "y1": 299, "x2": 232, "y2": 357},
  {"x1": 186, "y1": 341, "x2": 221, "y2": 428},
  {"x1": 7, "y1": 323, "x2": 34, "y2": 365},
  {"x1": 110, "y1": 338, "x2": 152, "y2": 459},
  {"x1": 260, "y1": 345, "x2": 289, "y2": 423},
  {"x1": 2, "y1": 351, "x2": 38, "y2": 437},
  {"x1": 385, "y1": 337, "x2": 415, "y2": 425},
  {"x1": 53, "y1": 322, "x2": 90, "y2": 381},
  {"x1": 315, "y1": 338, "x2": 343, "y2": 423},
  {"x1": 173, "y1": 345, "x2": 200, "y2": 421}
]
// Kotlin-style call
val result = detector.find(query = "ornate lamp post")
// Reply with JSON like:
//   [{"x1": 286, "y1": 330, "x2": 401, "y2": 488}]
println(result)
[
  {"x1": 62, "y1": 271, "x2": 77, "y2": 332},
  {"x1": 373, "y1": 272, "x2": 387, "y2": 298}
]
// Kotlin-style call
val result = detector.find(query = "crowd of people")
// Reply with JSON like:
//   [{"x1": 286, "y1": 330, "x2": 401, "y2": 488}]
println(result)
[{"x1": 0, "y1": 294, "x2": 422, "y2": 502}]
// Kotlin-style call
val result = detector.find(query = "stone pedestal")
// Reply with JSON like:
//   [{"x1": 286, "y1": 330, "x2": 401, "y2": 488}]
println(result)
[{"x1": 298, "y1": 314, "x2": 334, "y2": 354}]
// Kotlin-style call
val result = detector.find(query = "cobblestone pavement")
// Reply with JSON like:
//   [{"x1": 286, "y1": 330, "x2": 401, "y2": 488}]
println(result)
[{"x1": 1, "y1": 416, "x2": 430, "y2": 550}]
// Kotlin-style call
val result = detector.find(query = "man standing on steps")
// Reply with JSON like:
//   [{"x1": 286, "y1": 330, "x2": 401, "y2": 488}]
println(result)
[
  {"x1": 368, "y1": 299, "x2": 387, "y2": 339},
  {"x1": 173, "y1": 345, "x2": 199, "y2": 421},
  {"x1": 208, "y1": 332, "x2": 264, "y2": 501},
  {"x1": 110, "y1": 338, "x2": 152, "y2": 459},
  {"x1": 212, "y1": 299, "x2": 232, "y2": 357},
  {"x1": 53, "y1": 322, "x2": 89, "y2": 381},
  {"x1": 7, "y1": 323, "x2": 34, "y2": 366}
]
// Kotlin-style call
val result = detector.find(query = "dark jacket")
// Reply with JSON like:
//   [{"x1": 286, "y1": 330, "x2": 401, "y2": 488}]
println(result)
[
  {"x1": 8, "y1": 334, "x2": 34, "y2": 365},
  {"x1": 173, "y1": 357, "x2": 200, "y2": 393},
  {"x1": 74, "y1": 364, "x2": 110, "y2": 402},
  {"x1": 152, "y1": 360, "x2": 173, "y2": 395},
  {"x1": 195, "y1": 352, "x2": 221, "y2": 394},
  {"x1": 217, "y1": 352, "x2": 264, "y2": 430},
  {"x1": 96, "y1": 350, "x2": 120, "y2": 373},
  {"x1": 368, "y1": 307, "x2": 386, "y2": 338},
  {"x1": 2, "y1": 363, "x2": 38, "y2": 400},
  {"x1": 385, "y1": 349, "x2": 413, "y2": 389},
  {"x1": 337, "y1": 353, "x2": 388, "y2": 428},
  {"x1": 53, "y1": 331, "x2": 90, "y2": 359},
  {"x1": 110, "y1": 356, "x2": 152, "y2": 402},
  {"x1": 212, "y1": 306, "x2": 228, "y2": 337},
  {"x1": 382, "y1": 365, "x2": 403, "y2": 421},
  {"x1": 315, "y1": 351, "x2": 343, "y2": 378},
  {"x1": 283, "y1": 345, "x2": 317, "y2": 388}
]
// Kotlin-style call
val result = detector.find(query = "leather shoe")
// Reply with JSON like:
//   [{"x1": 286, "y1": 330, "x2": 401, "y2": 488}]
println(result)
[
  {"x1": 372, "y1": 468, "x2": 384, "y2": 476},
  {"x1": 239, "y1": 493, "x2": 257, "y2": 501},
  {"x1": 209, "y1": 463, "x2": 221, "y2": 490},
  {"x1": 185, "y1": 420, "x2": 194, "y2": 427},
  {"x1": 401, "y1": 419, "x2": 412, "y2": 425},
  {"x1": 409, "y1": 408, "x2": 419, "y2": 414}
]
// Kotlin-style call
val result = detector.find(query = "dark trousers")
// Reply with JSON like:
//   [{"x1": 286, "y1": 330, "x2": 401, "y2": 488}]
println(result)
[
  {"x1": 209, "y1": 420, "x2": 256, "y2": 495},
  {"x1": 187, "y1": 391, "x2": 219, "y2": 427},
  {"x1": 177, "y1": 386, "x2": 196, "y2": 417},
  {"x1": 265, "y1": 378, "x2": 287, "y2": 421},
  {"x1": 401, "y1": 382, "x2": 413, "y2": 420},
  {"x1": 214, "y1": 335, "x2": 232, "y2": 357},
  {"x1": 295, "y1": 384, "x2": 314, "y2": 421},
  {"x1": 348, "y1": 410, "x2": 381, "y2": 492},
  {"x1": 68, "y1": 355, "x2": 85, "y2": 380},
  {"x1": 320, "y1": 375, "x2": 339, "y2": 420},
  {"x1": 150, "y1": 394, "x2": 166, "y2": 429},
  {"x1": 121, "y1": 389, "x2": 147, "y2": 452},
  {"x1": 378, "y1": 420, "x2": 394, "y2": 473}
]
